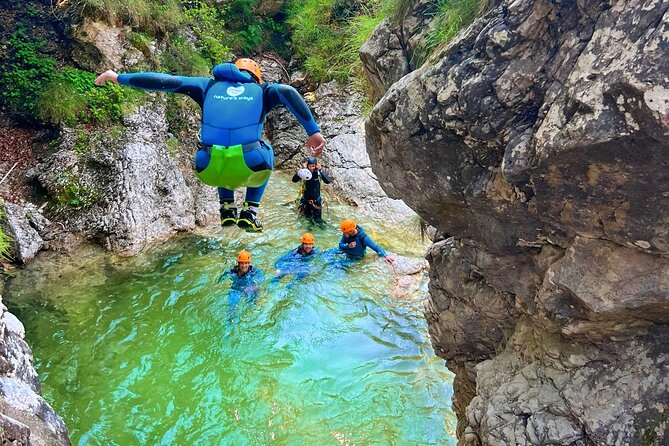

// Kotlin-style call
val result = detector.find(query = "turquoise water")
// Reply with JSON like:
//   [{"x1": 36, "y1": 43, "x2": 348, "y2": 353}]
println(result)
[{"x1": 5, "y1": 173, "x2": 456, "y2": 445}]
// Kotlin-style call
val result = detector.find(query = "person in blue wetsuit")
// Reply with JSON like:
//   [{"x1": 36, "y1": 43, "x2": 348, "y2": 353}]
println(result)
[
  {"x1": 293, "y1": 156, "x2": 331, "y2": 225},
  {"x1": 273, "y1": 233, "x2": 319, "y2": 286},
  {"x1": 339, "y1": 218, "x2": 395, "y2": 263},
  {"x1": 219, "y1": 250, "x2": 264, "y2": 319},
  {"x1": 94, "y1": 58, "x2": 326, "y2": 232}
]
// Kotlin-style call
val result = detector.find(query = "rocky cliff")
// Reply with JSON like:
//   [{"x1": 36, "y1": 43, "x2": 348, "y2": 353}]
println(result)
[{"x1": 364, "y1": 0, "x2": 668, "y2": 444}]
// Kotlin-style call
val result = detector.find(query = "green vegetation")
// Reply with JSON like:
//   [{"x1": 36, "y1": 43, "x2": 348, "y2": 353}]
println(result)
[
  {"x1": 0, "y1": 205, "x2": 14, "y2": 262},
  {"x1": 0, "y1": 30, "x2": 142, "y2": 125},
  {"x1": 68, "y1": 0, "x2": 184, "y2": 37},
  {"x1": 0, "y1": 30, "x2": 57, "y2": 121},
  {"x1": 52, "y1": 168, "x2": 99, "y2": 211},
  {"x1": 160, "y1": 36, "x2": 212, "y2": 76},
  {"x1": 285, "y1": 0, "x2": 483, "y2": 82},
  {"x1": 38, "y1": 68, "x2": 141, "y2": 125},
  {"x1": 412, "y1": 0, "x2": 485, "y2": 66},
  {"x1": 285, "y1": 0, "x2": 393, "y2": 83}
]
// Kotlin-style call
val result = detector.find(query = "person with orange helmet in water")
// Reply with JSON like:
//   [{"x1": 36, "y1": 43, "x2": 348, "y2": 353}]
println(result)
[
  {"x1": 339, "y1": 218, "x2": 394, "y2": 263},
  {"x1": 95, "y1": 58, "x2": 325, "y2": 233},
  {"x1": 219, "y1": 250, "x2": 264, "y2": 320},
  {"x1": 273, "y1": 233, "x2": 319, "y2": 284}
]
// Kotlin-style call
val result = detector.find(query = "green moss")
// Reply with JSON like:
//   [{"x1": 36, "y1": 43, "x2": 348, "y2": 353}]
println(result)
[{"x1": 52, "y1": 168, "x2": 99, "y2": 211}]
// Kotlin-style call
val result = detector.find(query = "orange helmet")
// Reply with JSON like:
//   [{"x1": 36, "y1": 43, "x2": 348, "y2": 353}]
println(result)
[
  {"x1": 301, "y1": 233, "x2": 315, "y2": 244},
  {"x1": 237, "y1": 250, "x2": 251, "y2": 263},
  {"x1": 234, "y1": 58, "x2": 262, "y2": 83},
  {"x1": 340, "y1": 218, "x2": 356, "y2": 233}
]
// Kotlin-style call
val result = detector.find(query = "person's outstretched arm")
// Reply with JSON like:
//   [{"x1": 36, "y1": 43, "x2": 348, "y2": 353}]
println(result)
[
  {"x1": 361, "y1": 234, "x2": 394, "y2": 263},
  {"x1": 95, "y1": 69, "x2": 212, "y2": 107},
  {"x1": 338, "y1": 235, "x2": 351, "y2": 251},
  {"x1": 264, "y1": 84, "x2": 326, "y2": 156}
]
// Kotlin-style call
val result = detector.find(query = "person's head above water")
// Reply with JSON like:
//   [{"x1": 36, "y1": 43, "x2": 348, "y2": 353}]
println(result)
[
  {"x1": 301, "y1": 233, "x2": 315, "y2": 254},
  {"x1": 340, "y1": 218, "x2": 357, "y2": 236},
  {"x1": 234, "y1": 58, "x2": 262, "y2": 83},
  {"x1": 236, "y1": 250, "x2": 252, "y2": 275}
]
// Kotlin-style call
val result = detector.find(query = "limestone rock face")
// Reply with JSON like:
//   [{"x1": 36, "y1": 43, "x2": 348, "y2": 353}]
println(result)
[
  {"x1": 70, "y1": 19, "x2": 129, "y2": 71},
  {"x1": 0, "y1": 297, "x2": 71, "y2": 446},
  {"x1": 366, "y1": 0, "x2": 669, "y2": 443},
  {"x1": 33, "y1": 98, "x2": 218, "y2": 256}
]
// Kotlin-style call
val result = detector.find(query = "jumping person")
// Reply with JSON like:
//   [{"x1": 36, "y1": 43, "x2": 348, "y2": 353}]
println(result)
[
  {"x1": 95, "y1": 58, "x2": 325, "y2": 232},
  {"x1": 292, "y1": 156, "x2": 331, "y2": 225}
]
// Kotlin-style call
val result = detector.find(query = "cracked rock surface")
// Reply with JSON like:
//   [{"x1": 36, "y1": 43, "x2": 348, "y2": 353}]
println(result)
[{"x1": 365, "y1": 0, "x2": 669, "y2": 444}]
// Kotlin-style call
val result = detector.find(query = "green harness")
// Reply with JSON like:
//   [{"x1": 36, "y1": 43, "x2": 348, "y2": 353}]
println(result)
[{"x1": 195, "y1": 144, "x2": 271, "y2": 189}]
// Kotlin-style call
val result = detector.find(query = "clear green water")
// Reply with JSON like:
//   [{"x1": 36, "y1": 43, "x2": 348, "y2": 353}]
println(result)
[{"x1": 5, "y1": 173, "x2": 456, "y2": 445}]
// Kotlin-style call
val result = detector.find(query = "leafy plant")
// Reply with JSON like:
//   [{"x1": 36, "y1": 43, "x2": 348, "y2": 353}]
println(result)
[
  {"x1": 183, "y1": 0, "x2": 232, "y2": 64},
  {"x1": 285, "y1": 0, "x2": 398, "y2": 83}
]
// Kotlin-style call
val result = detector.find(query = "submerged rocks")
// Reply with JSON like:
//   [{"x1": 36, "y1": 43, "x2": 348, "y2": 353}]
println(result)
[{"x1": 366, "y1": 0, "x2": 669, "y2": 443}]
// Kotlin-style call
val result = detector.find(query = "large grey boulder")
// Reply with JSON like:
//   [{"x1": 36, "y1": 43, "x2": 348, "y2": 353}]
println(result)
[{"x1": 366, "y1": 0, "x2": 669, "y2": 443}]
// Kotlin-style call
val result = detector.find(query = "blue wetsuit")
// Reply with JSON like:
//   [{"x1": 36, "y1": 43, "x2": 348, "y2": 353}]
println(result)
[
  {"x1": 273, "y1": 246, "x2": 319, "y2": 286},
  {"x1": 338, "y1": 226, "x2": 388, "y2": 259},
  {"x1": 117, "y1": 63, "x2": 321, "y2": 207},
  {"x1": 219, "y1": 265, "x2": 264, "y2": 319}
]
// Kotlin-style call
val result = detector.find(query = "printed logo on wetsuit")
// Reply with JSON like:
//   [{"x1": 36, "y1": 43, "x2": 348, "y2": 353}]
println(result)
[{"x1": 227, "y1": 86, "x2": 245, "y2": 97}]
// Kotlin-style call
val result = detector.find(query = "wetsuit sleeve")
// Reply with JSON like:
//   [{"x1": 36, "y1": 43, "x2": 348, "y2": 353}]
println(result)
[
  {"x1": 319, "y1": 169, "x2": 331, "y2": 184},
  {"x1": 339, "y1": 236, "x2": 350, "y2": 251},
  {"x1": 362, "y1": 235, "x2": 387, "y2": 257},
  {"x1": 263, "y1": 84, "x2": 320, "y2": 136},
  {"x1": 117, "y1": 73, "x2": 212, "y2": 108}
]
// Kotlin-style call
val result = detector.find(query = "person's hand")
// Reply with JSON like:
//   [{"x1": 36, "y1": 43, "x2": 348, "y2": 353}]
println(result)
[
  {"x1": 348, "y1": 241, "x2": 357, "y2": 248},
  {"x1": 306, "y1": 132, "x2": 325, "y2": 157},
  {"x1": 301, "y1": 163, "x2": 307, "y2": 168},
  {"x1": 384, "y1": 255, "x2": 395, "y2": 264},
  {"x1": 316, "y1": 162, "x2": 322, "y2": 170},
  {"x1": 275, "y1": 269, "x2": 281, "y2": 275},
  {"x1": 95, "y1": 70, "x2": 119, "y2": 86}
]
